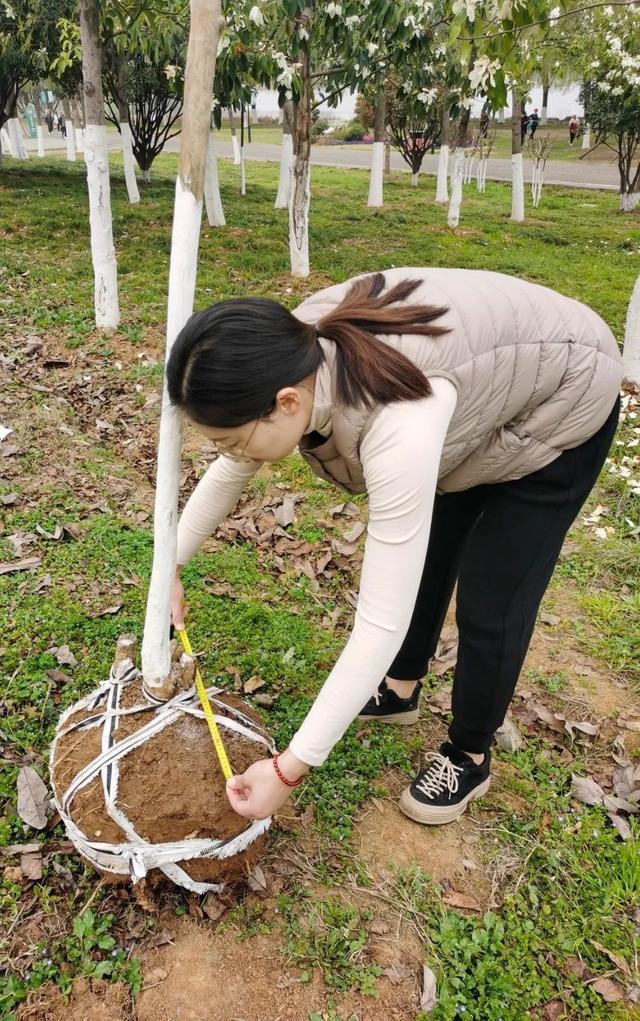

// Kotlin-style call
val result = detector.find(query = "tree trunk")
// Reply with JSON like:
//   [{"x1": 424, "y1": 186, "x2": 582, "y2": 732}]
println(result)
[
  {"x1": 79, "y1": 0, "x2": 120, "y2": 328},
  {"x1": 8, "y1": 117, "x2": 28, "y2": 159},
  {"x1": 541, "y1": 82, "x2": 549, "y2": 125},
  {"x1": 411, "y1": 172, "x2": 419, "y2": 187},
  {"x1": 71, "y1": 97, "x2": 84, "y2": 152},
  {"x1": 384, "y1": 139, "x2": 391, "y2": 175},
  {"x1": 582, "y1": 124, "x2": 591, "y2": 150},
  {"x1": 33, "y1": 90, "x2": 46, "y2": 157},
  {"x1": 117, "y1": 98, "x2": 140, "y2": 203},
  {"x1": 511, "y1": 94, "x2": 524, "y2": 222},
  {"x1": 367, "y1": 89, "x2": 385, "y2": 207},
  {"x1": 239, "y1": 104, "x2": 246, "y2": 195},
  {"x1": 447, "y1": 109, "x2": 469, "y2": 227},
  {"x1": 623, "y1": 275, "x2": 640, "y2": 386},
  {"x1": 275, "y1": 100, "x2": 294, "y2": 208},
  {"x1": 62, "y1": 97, "x2": 76, "y2": 161},
  {"x1": 204, "y1": 130, "x2": 225, "y2": 225},
  {"x1": 497, "y1": 108, "x2": 505, "y2": 123},
  {"x1": 142, "y1": 168, "x2": 151, "y2": 183},
  {"x1": 289, "y1": 27, "x2": 311, "y2": 277},
  {"x1": 620, "y1": 190, "x2": 640, "y2": 211},
  {"x1": 435, "y1": 101, "x2": 450, "y2": 204},
  {"x1": 141, "y1": 0, "x2": 223, "y2": 699},
  {"x1": 228, "y1": 106, "x2": 240, "y2": 164}
]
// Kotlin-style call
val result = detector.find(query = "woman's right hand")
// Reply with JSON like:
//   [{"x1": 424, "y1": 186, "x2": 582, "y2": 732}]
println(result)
[{"x1": 171, "y1": 571, "x2": 187, "y2": 630}]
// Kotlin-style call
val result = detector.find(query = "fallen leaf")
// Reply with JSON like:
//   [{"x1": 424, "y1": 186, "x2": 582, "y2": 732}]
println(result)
[
  {"x1": 330, "y1": 501, "x2": 359, "y2": 518},
  {"x1": 563, "y1": 956, "x2": 587, "y2": 979},
  {"x1": 20, "y1": 851, "x2": 43, "y2": 881},
  {"x1": 431, "y1": 645, "x2": 458, "y2": 677},
  {"x1": 590, "y1": 941, "x2": 632, "y2": 977},
  {"x1": 35, "y1": 524, "x2": 63, "y2": 541},
  {"x1": 603, "y1": 795, "x2": 638, "y2": 815},
  {"x1": 246, "y1": 865, "x2": 268, "y2": 894},
  {"x1": 202, "y1": 893, "x2": 228, "y2": 922},
  {"x1": 607, "y1": 812, "x2": 632, "y2": 841},
  {"x1": 274, "y1": 496, "x2": 296, "y2": 527},
  {"x1": 243, "y1": 676, "x2": 266, "y2": 694},
  {"x1": 540, "y1": 613, "x2": 561, "y2": 626},
  {"x1": 1, "y1": 842, "x2": 41, "y2": 856},
  {"x1": 590, "y1": 977, "x2": 624, "y2": 1002},
  {"x1": 254, "y1": 693, "x2": 276, "y2": 708},
  {"x1": 17, "y1": 767, "x2": 49, "y2": 829},
  {"x1": 89, "y1": 604, "x2": 123, "y2": 618},
  {"x1": 332, "y1": 539, "x2": 358, "y2": 557},
  {"x1": 3, "y1": 866, "x2": 22, "y2": 883},
  {"x1": 1, "y1": 493, "x2": 18, "y2": 505},
  {"x1": 0, "y1": 556, "x2": 42, "y2": 575},
  {"x1": 54, "y1": 645, "x2": 77, "y2": 667},
  {"x1": 368, "y1": 917, "x2": 390, "y2": 935},
  {"x1": 420, "y1": 965, "x2": 437, "y2": 1012},
  {"x1": 542, "y1": 1001, "x2": 565, "y2": 1021},
  {"x1": 442, "y1": 890, "x2": 482, "y2": 912},
  {"x1": 143, "y1": 967, "x2": 168, "y2": 986},
  {"x1": 571, "y1": 774, "x2": 605, "y2": 806},
  {"x1": 495, "y1": 714, "x2": 524, "y2": 752},
  {"x1": 383, "y1": 964, "x2": 415, "y2": 985},
  {"x1": 343, "y1": 521, "x2": 366, "y2": 543}
]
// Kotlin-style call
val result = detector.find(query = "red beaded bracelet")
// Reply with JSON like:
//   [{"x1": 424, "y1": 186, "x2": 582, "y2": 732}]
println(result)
[{"x1": 272, "y1": 753, "x2": 304, "y2": 788}]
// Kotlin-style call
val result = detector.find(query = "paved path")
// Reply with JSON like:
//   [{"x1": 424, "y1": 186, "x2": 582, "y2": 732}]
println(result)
[{"x1": 23, "y1": 132, "x2": 619, "y2": 191}]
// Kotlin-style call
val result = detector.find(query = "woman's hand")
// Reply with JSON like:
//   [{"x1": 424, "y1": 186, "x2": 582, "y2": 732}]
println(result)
[
  {"x1": 171, "y1": 569, "x2": 187, "y2": 629},
  {"x1": 226, "y1": 750, "x2": 309, "y2": 820}
]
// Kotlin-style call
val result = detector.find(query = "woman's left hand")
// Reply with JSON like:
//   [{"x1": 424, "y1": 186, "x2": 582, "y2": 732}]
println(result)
[{"x1": 226, "y1": 751, "x2": 309, "y2": 820}]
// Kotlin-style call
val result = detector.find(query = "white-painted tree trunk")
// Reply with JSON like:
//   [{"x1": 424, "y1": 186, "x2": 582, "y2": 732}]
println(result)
[
  {"x1": 204, "y1": 131, "x2": 225, "y2": 225},
  {"x1": 620, "y1": 191, "x2": 640, "y2": 211},
  {"x1": 66, "y1": 120, "x2": 77, "y2": 161},
  {"x1": 289, "y1": 158, "x2": 310, "y2": 276},
  {"x1": 435, "y1": 144, "x2": 449, "y2": 203},
  {"x1": 497, "y1": 109, "x2": 505, "y2": 123},
  {"x1": 8, "y1": 118, "x2": 28, "y2": 159},
  {"x1": 623, "y1": 275, "x2": 640, "y2": 386},
  {"x1": 1, "y1": 127, "x2": 12, "y2": 156},
  {"x1": 141, "y1": 0, "x2": 222, "y2": 698},
  {"x1": 76, "y1": 127, "x2": 84, "y2": 152},
  {"x1": 240, "y1": 147, "x2": 246, "y2": 195},
  {"x1": 275, "y1": 131, "x2": 293, "y2": 209},
  {"x1": 232, "y1": 136, "x2": 241, "y2": 163},
  {"x1": 411, "y1": 172, "x2": 419, "y2": 187},
  {"x1": 36, "y1": 125, "x2": 45, "y2": 157},
  {"x1": 582, "y1": 125, "x2": 591, "y2": 150},
  {"x1": 84, "y1": 124, "x2": 120, "y2": 327},
  {"x1": 447, "y1": 149, "x2": 464, "y2": 227},
  {"x1": 367, "y1": 141, "x2": 384, "y2": 206},
  {"x1": 541, "y1": 105, "x2": 548, "y2": 125},
  {"x1": 120, "y1": 120, "x2": 140, "y2": 203},
  {"x1": 142, "y1": 168, "x2": 151, "y2": 183},
  {"x1": 511, "y1": 151, "x2": 525, "y2": 221},
  {"x1": 477, "y1": 158, "x2": 488, "y2": 193}
]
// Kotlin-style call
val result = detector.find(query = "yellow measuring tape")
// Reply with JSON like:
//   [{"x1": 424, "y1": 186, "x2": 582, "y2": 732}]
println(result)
[{"x1": 176, "y1": 628, "x2": 233, "y2": 781}]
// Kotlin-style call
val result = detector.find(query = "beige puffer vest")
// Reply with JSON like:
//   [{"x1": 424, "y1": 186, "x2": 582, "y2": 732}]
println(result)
[{"x1": 292, "y1": 268, "x2": 623, "y2": 494}]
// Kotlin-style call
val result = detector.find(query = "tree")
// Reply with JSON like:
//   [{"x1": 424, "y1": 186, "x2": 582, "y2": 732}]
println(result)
[
  {"x1": 624, "y1": 276, "x2": 640, "y2": 387},
  {"x1": 141, "y1": 0, "x2": 223, "y2": 697},
  {"x1": 385, "y1": 79, "x2": 442, "y2": 188}
]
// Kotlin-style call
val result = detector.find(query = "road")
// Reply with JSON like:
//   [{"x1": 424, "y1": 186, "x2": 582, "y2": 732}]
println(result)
[{"x1": 22, "y1": 132, "x2": 619, "y2": 192}]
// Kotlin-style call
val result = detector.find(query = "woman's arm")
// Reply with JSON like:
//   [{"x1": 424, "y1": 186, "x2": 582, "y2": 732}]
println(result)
[
  {"x1": 289, "y1": 378, "x2": 457, "y2": 766},
  {"x1": 176, "y1": 454, "x2": 263, "y2": 567}
]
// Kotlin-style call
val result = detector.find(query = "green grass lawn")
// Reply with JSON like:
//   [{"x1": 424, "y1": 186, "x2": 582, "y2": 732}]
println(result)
[{"x1": 0, "y1": 152, "x2": 638, "y2": 1020}]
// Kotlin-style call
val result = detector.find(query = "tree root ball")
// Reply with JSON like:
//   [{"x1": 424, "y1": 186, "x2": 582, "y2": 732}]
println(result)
[{"x1": 50, "y1": 636, "x2": 274, "y2": 888}]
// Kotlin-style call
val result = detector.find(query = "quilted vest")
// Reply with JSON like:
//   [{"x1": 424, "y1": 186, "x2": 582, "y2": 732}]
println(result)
[{"x1": 292, "y1": 268, "x2": 623, "y2": 494}]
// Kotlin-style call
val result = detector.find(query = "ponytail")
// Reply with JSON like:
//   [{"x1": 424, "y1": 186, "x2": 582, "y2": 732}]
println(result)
[{"x1": 316, "y1": 273, "x2": 450, "y2": 410}]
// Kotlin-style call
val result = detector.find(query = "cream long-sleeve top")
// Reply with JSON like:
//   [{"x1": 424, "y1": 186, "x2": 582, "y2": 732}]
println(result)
[{"x1": 176, "y1": 376, "x2": 458, "y2": 766}]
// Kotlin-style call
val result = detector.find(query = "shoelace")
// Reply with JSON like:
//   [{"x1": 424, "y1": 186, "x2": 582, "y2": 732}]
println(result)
[{"x1": 415, "y1": 752, "x2": 463, "y2": 800}]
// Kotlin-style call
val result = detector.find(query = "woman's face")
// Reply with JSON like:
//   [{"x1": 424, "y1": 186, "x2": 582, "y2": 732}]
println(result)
[{"x1": 191, "y1": 379, "x2": 315, "y2": 464}]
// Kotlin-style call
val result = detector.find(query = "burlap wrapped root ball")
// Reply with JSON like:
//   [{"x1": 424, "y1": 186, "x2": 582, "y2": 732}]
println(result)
[{"x1": 50, "y1": 635, "x2": 276, "y2": 891}]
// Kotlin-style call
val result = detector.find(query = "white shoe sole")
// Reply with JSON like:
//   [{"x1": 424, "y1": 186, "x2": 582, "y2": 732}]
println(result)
[
  {"x1": 399, "y1": 776, "x2": 491, "y2": 825},
  {"x1": 357, "y1": 707, "x2": 420, "y2": 725}
]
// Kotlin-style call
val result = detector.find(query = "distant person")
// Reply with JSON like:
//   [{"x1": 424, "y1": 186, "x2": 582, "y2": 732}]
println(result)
[
  {"x1": 60, "y1": 115, "x2": 66, "y2": 139},
  {"x1": 520, "y1": 109, "x2": 529, "y2": 145},
  {"x1": 529, "y1": 109, "x2": 540, "y2": 138},
  {"x1": 479, "y1": 106, "x2": 490, "y2": 138},
  {"x1": 569, "y1": 115, "x2": 579, "y2": 145}
]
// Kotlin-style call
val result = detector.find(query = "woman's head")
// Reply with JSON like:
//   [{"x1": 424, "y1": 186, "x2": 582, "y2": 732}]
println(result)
[{"x1": 166, "y1": 273, "x2": 450, "y2": 463}]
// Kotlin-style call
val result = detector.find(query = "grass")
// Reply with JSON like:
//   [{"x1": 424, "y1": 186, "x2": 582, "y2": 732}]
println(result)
[{"x1": 0, "y1": 150, "x2": 638, "y2": 1020}]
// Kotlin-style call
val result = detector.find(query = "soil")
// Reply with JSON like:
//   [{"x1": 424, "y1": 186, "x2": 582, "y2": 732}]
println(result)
[{"x1": 50, "y1": 671, "x2": 271, "y2": 885}]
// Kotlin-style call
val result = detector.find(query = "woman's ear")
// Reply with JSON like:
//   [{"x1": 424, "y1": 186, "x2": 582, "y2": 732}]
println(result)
[{"x1": 274, "y1": 387, "x2": 304, "y2": 417}]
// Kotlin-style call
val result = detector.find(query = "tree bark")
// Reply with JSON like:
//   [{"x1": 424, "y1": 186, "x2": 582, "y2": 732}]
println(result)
[
  {"x1": 8, "y1": 117, "x2": 28, "y2": 159},
  {"x1": 79, "y1": 0, "x2": 120, "y2": 328},
  {"x1": 239, "y1": 103, "x2": 246, "y2": 195},
  {"x1": 72, "y1": 97, "x2": 84, "y2": 152},
  {"x1": 117, "y1": 97, "x2": 140, "y2": 203},
  {"x1": 275, "y1": 100, "x2": 294, "y2": 208},
  {"x1": 289, "y1": 18, "x2": 312, "y2": 277},
  {"x1": 511, "y1": 93, "x2": 524, "y2": 222},
  {"x1": 447, "y1": 108, "x2": 469, "y2": 227},
  {"x1": 62, "y1": 97, "x2": 77, "y2": 161},
  {"x1": 384, "y1": 139, "x2": 391, "y2": 175},
  {"x1": 367, "y1": 89, "x2": 385, "y2": 207},
  {"x1": 228, "y1": 106, "x2": 240, "y2": 163},
  {"x1": 435, "y1": 101, "x2": 450, "y2": 204},
  {"x1": 623, "y1": 275, "x2": 640, "y2": 386},
  {"x1": 33, "y1": 90, "x2": 46, "y2": 157},
  {"x1": 541, "y1": 82, "x2": 549, "y2": 125},
  {"x1": 141, "y1": 0, "x2": 223, "y2": 699},
  {"x1": 204, "y1": 130, "x2": 225, "y2": 225},
  {"x1": 582, "y1": 124, "x2": 591, "y2": 150}
]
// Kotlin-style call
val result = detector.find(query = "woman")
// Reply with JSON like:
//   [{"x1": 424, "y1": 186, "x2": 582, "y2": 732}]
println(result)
[{"x1": 166, "y1": 269, "x2": 622, "y2": 826}]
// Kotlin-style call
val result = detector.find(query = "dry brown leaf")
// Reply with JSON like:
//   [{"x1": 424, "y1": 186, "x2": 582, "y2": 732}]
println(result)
[
  {"x1": 442, "y1": 890, "x2": 482, "y2": 912},
  {"x1": 20, "y1": 851, "x2": 43, "y2": 881},
  {"x1": 274, "y1": 496, "x2": 296, "y2": 527},
  {"x1": 246, "y1": 865, "x2": 268, "y2": 894},
  {"x1": 590, "y1": 941, "x2": 632, "y2": 977},
  {"x1": 17, "y1": 767, "x2": 49, "y2": 829},
  {"x1": 495, "y1": 714, "x2": 524, "y2": 752},
  {"x1": 89, "y1": 604, "x2": 123, "y2": 618},
  {"x1": 330, "y1": 501, "x2": 359, "y2": 518},
  {"x1": 254, "y1": 693, "x2": 276, "y2": 708},
  {"x1": 332, "y1": 539, "x2": 358, "y2": 557},
  {"x1": 53, "y1": 645, "x2": 77, "y2": 667},
  {"x1": 540, "y1": 613, "x2": 561, "y2": 626},
  {"x1": 607, "y1": 812, "x2": 632, "y2": 841},
  {"x1": 202, "y1": 893, "x2": 228, "y2": 922},
  {"x1": 243, "y1": 676, "x2": 266, "y2": 694},
  {"x1": 564, "y1": 956, "x2": 587, "y2": 979},
  {"x1": 343, "y1": 521, "x2": 366, "y2": 543},
  {"x1": 431, "y1": 645, "x2": 458, "y2": 677},
  {"x1": 0, "y1": 556, "x2": 42, "y2": 575},
  {"x1": 383, "y1": 964, "x2": 415, "y2": 985},
  {"x1": 571, "y1": 774, "x2": 605, "y2": 806},
  {"x1": 590, "y1": 977, "x2": 624, "y2": 1002},
  {"x1": 420, "y1": 965, "x2": 437, "y2": 1012},
  {"x1": 542, "y1": 1001, "x2": 565, "y2": 1021}
]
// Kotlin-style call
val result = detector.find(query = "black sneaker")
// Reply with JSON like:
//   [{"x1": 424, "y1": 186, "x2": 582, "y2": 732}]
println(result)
[
  {"x1": 399, "y1": 742, "x2": 491, "y2": 825},
  {"x1": 357, "y1": 680, "x2": 421, "y2": 725}
]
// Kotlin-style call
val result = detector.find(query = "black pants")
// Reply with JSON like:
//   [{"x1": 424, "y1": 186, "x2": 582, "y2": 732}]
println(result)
[{"x1": 388, "y1": 399, "x2": 620, "y2": 754}]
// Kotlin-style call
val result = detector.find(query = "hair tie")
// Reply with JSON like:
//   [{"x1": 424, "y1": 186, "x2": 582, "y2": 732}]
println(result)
[{"x1": 313, "y1": 323, "x2": 320, "y2": 340}]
